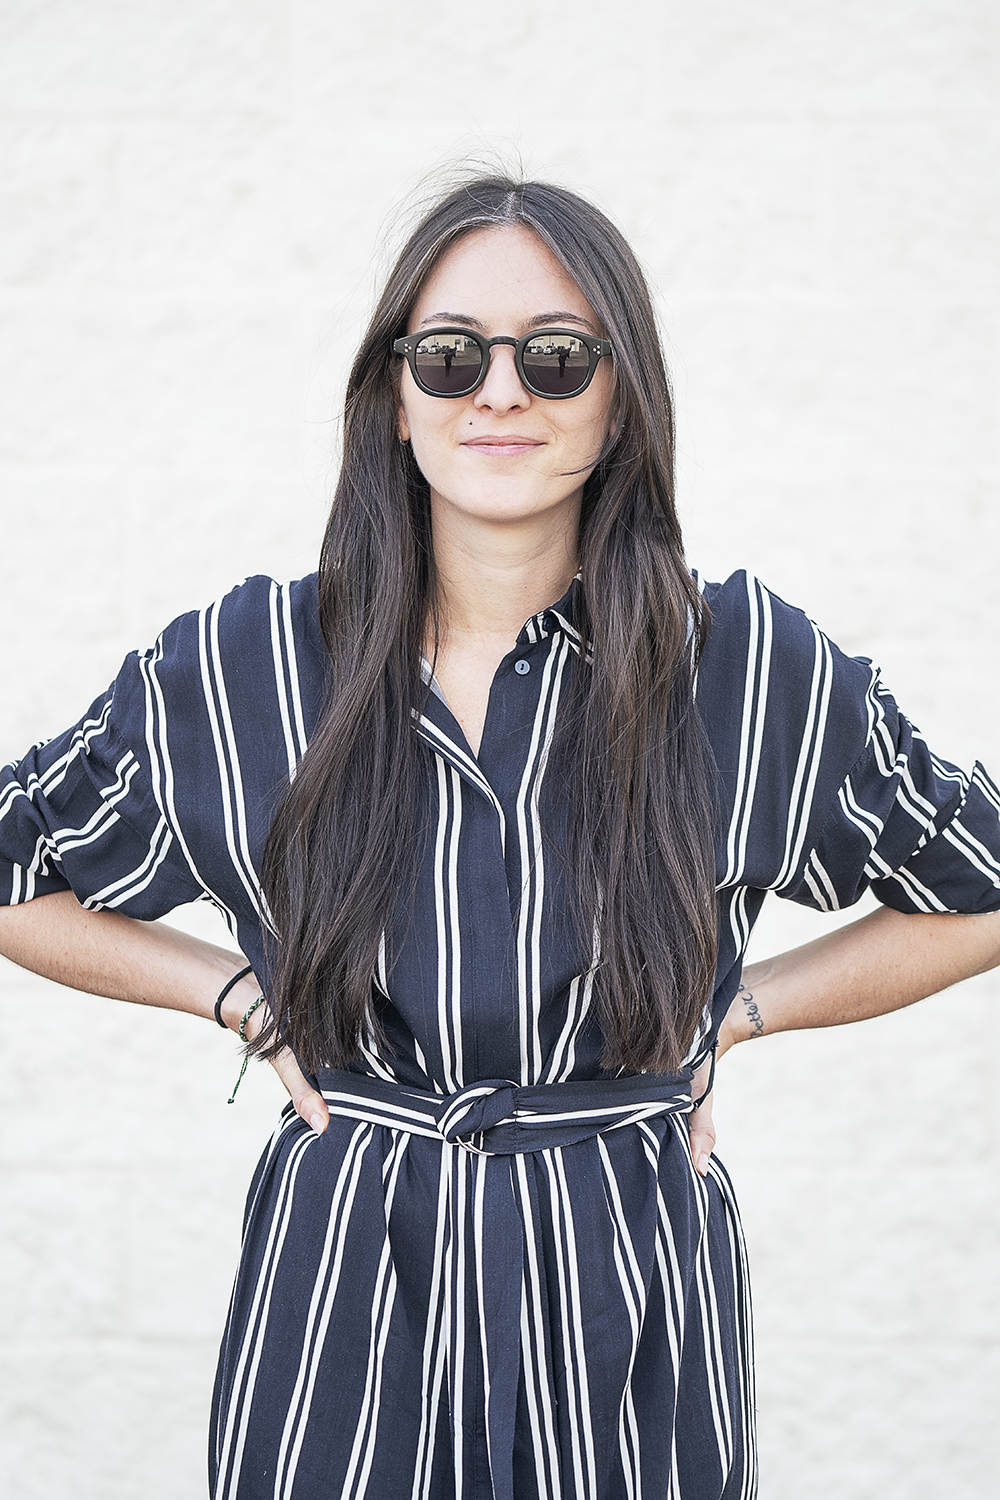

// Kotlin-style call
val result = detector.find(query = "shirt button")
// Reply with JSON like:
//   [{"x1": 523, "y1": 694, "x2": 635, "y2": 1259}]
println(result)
[{"x1": 514, "y1": 659, "x2": 531, "y2": 675}]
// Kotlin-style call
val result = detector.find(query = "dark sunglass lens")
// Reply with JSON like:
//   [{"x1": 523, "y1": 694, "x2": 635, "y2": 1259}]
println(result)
[
  {"x1": 521, "y1": 334, "x2": 591, "y2": 395},
  {"x1": 413, "y1": 332, "x2": 483, "y2": 394}
]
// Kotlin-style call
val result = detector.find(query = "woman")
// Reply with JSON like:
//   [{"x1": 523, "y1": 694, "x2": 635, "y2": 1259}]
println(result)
[{"x1": 1, "y1": 175, "x2": 999, "y2": 1500}]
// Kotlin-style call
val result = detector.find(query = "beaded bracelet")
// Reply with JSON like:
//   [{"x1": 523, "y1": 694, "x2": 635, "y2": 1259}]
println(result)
[
  {"x1": 227, "y1": 995, "x2": 266, "y2": 1104},
  {"x1": 214, "y1": 965, "x2": 253, "y2": 1028}
]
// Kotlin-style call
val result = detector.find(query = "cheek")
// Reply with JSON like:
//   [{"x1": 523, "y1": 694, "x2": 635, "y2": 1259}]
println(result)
[
  {"x1": 557, "y1": 373, "x2": 616, "y2": 452},
  {"x1": 398, "y1": 379, "x2": 460, "y2": 452},
  {"x1": 563, "y1": 398, "x2": 615, "y2": 454},
  {"x1": 401, "y1": 408, "x2": 461, "y2": 487}
]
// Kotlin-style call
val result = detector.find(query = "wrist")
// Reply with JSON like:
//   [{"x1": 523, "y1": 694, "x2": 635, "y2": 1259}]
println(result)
[
  {"x1": 221, "y1": 976, "x2": 264, "y2": 1031},
  {"x1": 212, "y1": 965, "x2": 262, "y2": 1030},
  {"x1": 736, "y1": 981, "x2": 765, "y2": 1042},
  {"x1": 716, "y1": 1014, "x2": 739, "y2": 1058},
  {"x1": 722, "y1": 980, "x2": 767, "y2": 1047}
]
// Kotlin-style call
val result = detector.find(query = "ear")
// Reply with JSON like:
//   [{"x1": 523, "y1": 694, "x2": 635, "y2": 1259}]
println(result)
[{"x1": 397, "y1": 403, "x2": 410, "y2": 443}]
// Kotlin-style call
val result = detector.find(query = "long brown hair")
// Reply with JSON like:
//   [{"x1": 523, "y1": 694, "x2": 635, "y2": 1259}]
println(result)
[{"x1": 257, "y1": 174, "x2": 717, "y2": 1076}]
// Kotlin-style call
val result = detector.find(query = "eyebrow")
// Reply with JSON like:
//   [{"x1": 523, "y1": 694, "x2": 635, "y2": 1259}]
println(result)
[{"x1": 417, "y1": 310, "x2": 601, "y2": 336}]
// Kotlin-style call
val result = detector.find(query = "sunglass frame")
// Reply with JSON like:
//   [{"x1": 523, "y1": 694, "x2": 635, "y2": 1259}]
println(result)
[{"x1": 392, "y1": 327, "x2": 613, "y2": 400}]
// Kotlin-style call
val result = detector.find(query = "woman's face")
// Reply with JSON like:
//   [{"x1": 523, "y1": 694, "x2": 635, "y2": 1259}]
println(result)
[{"x1": 397, "y1": 225, "x2": 616, "y2": 536}]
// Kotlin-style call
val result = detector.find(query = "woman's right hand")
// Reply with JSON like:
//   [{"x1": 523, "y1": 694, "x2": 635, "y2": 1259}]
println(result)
[
  {"x1": 218, "y1": 975, "x2": 330, "y2": 1136},
  {"x1": 269, "y1": 1046, "x2": 331, "y2": 1135},
  {"x1": 0, "y1": 892, "x2": 332, "y2": 1135}
]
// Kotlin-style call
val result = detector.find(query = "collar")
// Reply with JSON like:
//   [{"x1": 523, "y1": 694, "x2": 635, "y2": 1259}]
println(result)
[{"x1": 515, "y1": 574, "x2": 583, "y2": 651}]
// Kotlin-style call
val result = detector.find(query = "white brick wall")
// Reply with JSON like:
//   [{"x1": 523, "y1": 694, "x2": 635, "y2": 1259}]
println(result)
[{"x1": 0, "y1": 3, "x2": 997, "y2": 1495}]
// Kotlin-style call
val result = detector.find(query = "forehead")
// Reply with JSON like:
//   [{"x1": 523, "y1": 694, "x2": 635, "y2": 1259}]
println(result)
[{"x1": 411, "y1": 225, "x2": 595, "y2": 326}]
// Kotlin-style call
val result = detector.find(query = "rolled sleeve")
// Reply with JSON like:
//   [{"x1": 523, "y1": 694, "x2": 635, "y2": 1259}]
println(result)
[
  {"x1": 784, "y1": 676, "x2": 1000, "y2": 916},
  {"x1": 0, "y1": 675, "x2": 205, "y2": 917}
]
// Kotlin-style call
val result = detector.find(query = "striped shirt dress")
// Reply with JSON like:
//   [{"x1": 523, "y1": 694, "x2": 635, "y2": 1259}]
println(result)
[{"x1": 2, "y1": 570, "x2": 1000, "y2": 1500}]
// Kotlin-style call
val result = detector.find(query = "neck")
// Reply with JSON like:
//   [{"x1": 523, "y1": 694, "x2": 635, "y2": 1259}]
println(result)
[{"x1": 428, "y1": 494, "x2": 581, "y2": 648}]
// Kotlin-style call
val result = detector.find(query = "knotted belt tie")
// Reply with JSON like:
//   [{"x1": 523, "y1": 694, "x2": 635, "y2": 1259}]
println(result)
[
  {"x1": 318, "y1": 1066, "x2": 698, "y2": 1155},
  {"x1": 313, "y1": 1067, "x2": 702, "y2": 1500}
]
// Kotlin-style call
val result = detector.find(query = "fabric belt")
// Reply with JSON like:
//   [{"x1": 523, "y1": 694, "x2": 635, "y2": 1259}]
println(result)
[
  {"x1": 318, "y1": 1066, "x2": 697, "y2": 1155},
  {"x1": 313, "y1": 1067, "x2": 699, "y2": 1500}
]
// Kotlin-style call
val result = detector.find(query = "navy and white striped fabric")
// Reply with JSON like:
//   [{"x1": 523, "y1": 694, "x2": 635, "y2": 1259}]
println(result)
[{"x1": 3, "y1": 570, "x2": 1000, "y2": 1500}]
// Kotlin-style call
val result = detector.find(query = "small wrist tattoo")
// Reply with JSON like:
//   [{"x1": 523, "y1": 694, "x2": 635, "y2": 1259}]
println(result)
[{"x1": 739, "y1": 985, "x2": 764, "y2": 1039}]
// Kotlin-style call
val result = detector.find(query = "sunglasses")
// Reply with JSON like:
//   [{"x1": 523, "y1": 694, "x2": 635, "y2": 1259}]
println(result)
[{"x1": 392, "y1": 327, "x2": 613, "y2": 400}]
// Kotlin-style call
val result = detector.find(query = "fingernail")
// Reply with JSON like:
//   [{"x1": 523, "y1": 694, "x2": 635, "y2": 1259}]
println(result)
[
  {"x1": 310, "y1": 1113, "x2": 327, "y2": 1136},
  {"x1": 697, "y1": 1152, "x2": 710, "y2": 1177}
]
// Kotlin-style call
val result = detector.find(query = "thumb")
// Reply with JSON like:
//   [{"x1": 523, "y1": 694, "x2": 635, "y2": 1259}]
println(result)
[
  {"x1": 688, "y1": 1099, "x2": 717, "y2": 1178},
  {"x1": 687, "y1": 1055, "x2": 717, "y2": 1178},
  {"x1": 270, "y1": 1046, "x2": 330, "y2": 1137}
]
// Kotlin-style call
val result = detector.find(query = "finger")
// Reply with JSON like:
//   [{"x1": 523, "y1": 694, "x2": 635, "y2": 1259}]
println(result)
[
  {"x1": 689, "y1": 1113, "x2": 716, "y2": 1176},
  {"x1": 687, "y1": 1053, "x2": 719, "y2": 1177},
  {"x1": 688, "y1": 1105, "x2": 716, "y2": 1178},
  {"x1": 270, "y1": 1047, "x2": 330, "y2": 1136},
  {"x1": 689, "y1": 1127, "x2": 716, "y2": 1177}
]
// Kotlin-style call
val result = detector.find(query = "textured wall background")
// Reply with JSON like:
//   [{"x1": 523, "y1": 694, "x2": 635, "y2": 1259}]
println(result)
[{"x1": 0, "y1": 2, "x2": 998, "y2": 1496}]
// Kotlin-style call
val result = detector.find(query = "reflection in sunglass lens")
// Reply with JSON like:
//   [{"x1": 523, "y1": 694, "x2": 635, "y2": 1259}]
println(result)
[
  {"x1": 521, "y1": 334, "x2": 591, "y2": 395},
  {"x1": 413, "y1": 332, "x2": 484, "y2": 394}
]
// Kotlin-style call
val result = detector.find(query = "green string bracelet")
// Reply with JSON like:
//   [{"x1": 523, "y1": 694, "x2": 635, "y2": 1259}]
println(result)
[{"x1": 227, "y1": 994, "x2": 266, "y2": 1104}]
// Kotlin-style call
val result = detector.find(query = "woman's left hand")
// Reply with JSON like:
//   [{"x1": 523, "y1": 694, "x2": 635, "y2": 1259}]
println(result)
[{"x1": 688, "y1": 1054, "x2": 716, "y2": 1178}]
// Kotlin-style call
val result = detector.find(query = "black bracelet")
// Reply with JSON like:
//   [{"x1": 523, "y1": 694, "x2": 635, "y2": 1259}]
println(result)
[
  {"x1": 691, "y1": 1041, "x2": 718, "y2": 1110},
  {"x1": 214, "y1": 965, "x2": 253, "y2": 1028}
]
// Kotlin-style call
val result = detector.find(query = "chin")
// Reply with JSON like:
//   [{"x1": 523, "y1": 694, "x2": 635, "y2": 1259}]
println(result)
[
  {"x1": 434, "y1": 483, "x2": 559, "y2": 523},
  {"x1": 440, "y1": 467, "x2": 586, "y2": 512}
]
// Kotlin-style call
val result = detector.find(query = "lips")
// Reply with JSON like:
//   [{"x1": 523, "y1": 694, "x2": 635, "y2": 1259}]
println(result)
[{"x1": 462, "y1": 434, "x2": 543, "y2": 455}]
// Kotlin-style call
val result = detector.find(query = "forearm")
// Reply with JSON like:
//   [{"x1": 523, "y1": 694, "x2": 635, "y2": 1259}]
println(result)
[
  {"x1": 720, "y1": 904, "x2": 1000, "y2": 1053},
  {"x1": 0, "y1": 888, "x2": 256, "y2": 1023}
]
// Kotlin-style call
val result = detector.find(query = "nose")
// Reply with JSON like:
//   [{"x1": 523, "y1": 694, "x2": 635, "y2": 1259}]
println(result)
[{"x1": 473, "y1": 343, "x2": 529, "y2": 414}]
